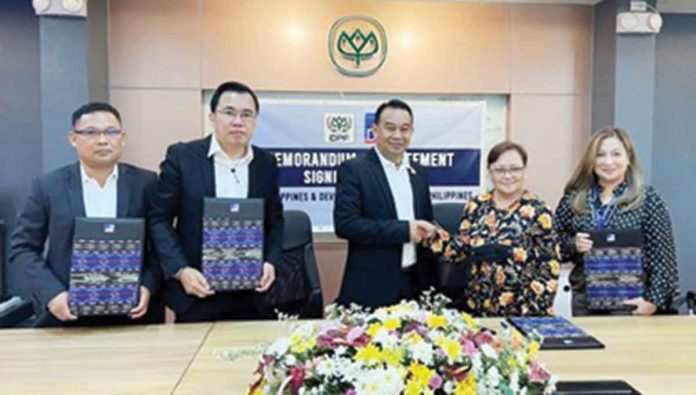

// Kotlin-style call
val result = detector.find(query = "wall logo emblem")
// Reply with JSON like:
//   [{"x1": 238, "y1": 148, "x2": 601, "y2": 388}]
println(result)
[
  {"x1": 324, "y1": 113, "x2": 355, "y2": 144},
  {"x1": 364, "y1": 113, "x2": 376, "y2": 144},
  {"x1": 328, "y1": 15, "x2": 387, "y2": 77}
]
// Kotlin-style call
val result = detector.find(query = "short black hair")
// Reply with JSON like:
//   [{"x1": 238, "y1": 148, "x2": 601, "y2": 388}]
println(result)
[
  {"x1": 210, "y1": 81, "x2": 260, "y2": 113},
  {"x1": 71, "y1": 102, "x2": 122, "y2": 127},
  {"x1": 487, "y1": 141, "x2": 528, "y2": 167},
  {"x1": 374, "y1": 99, "x2": 413, "y2": 125}
]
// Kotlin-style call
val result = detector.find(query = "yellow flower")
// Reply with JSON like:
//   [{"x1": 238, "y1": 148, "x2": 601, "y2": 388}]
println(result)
[
  {"x1": 354, "y1": 343, "x2": 382, "y2": 366},
  {"x1": 404, "y1": 379, "x2": 424, "y2": 395},
  {"x1": 381, "y1": 347, "x2": 403, "y2": 366},
  {"x1": 404, "y1": 332, "x2": 423, "y2": 345},
  {"x1": 383, "y1": 317, "x2": 401, "y2": 331},
  {"x1": 466, "y1": 201, "x2": 478, "y2": 214},
  {"x1": 441, "y1": 338, "x2": 462, "y2": 361},
  {"x1": 479, "y1": 192, "x2": 492, "y2": 202},
  {"x1": 460, "y1": 219, "x2": 471, "y2": 230},
  {"x1": 461, "y1": 313, "x2": 478, "y2": 330},
  {"x1": 549, "y1": 259, "x2": 560, "y2": 276},
  {"x1": 454, "y1": 373, "x2": 477, "y2": 395},
  {"x1": 426, "y1": 314, "x2": 447, "y2": 329},
  {"x1": 409, "y1": 362, "x2": 435, "y2": 387},
  {"x1": 538, "y1": 213, "x2": 552, "y2": 229},
  {"x1": 528, "y1": 341, "x2": 540, "y2": 360},
  {"x1": 366, "y1": 322, "x2": 382, "y2": 337}
]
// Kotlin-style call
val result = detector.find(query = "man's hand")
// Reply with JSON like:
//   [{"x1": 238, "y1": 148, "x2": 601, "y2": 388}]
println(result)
[
  {"x1": 129, "y1": 286, "x2": 151, "y2": 319},
  {"x1": 47, "y1": 291, "x2": 78, "y2": 322},
  {"x1": 410, "y1": 220, "x2": 436, "y2": 243},
  {"x1": 256, "y1": 262, "x2": 276, "y2": 293},
  {"x1": 575, "y1": 232, "x2": 593, "y2": 254},
  {"x1": 623, "y1": 297, "x2": 657, "y2": 316},
  {"x1": 176, "y1": 267, "x2": 215, "y2": 298}
]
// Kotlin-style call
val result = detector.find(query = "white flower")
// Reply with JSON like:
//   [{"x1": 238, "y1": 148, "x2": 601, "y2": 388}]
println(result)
[
  {"x1": 480, "y1": 343, "x2": 498, "y2": 359},
  {"x1": 354, "y1": 368, "x2": 404, "y2": 395},
  {"x1": 266, "y1": 337, "x2": 290, "y2": 357},
  {"x1": 443, "y1": 381, "x2": 455, "y2": 394},
  {"x1": 372, "y1": 327, "x2": 397, "y2": 348},
  {"x1": 410, "y1": 341, "x2": 434, "y2": 365},
  {"x1": 284, "y1": 354, "x2": 297, "y2": 366},
  {"x1": 487, "y1": 366, "x2": 501, "y2": 388}
]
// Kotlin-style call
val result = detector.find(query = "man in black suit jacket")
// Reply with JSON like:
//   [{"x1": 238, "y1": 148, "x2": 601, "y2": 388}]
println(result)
[
  {"x1": 334, "y1": 99, "x2": 437, "y2": 309},
  {"x1": 149, "y1": 81, "x2": 283, "y2": 322},
  {"x1": 10, "y1": 102, "x2": 162, "y2": 327}
]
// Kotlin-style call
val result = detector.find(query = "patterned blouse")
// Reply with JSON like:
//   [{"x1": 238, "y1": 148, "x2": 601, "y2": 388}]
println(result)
[
  {"x1": 429, "y1": 191, "x2": 561, "y2": 317},
  {"x1": 554, "y1": 182, "x2": 679, "y2": 311}
]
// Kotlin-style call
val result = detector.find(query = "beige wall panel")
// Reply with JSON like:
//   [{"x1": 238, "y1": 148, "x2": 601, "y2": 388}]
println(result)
[
  {"x1": 510, "y1": 5, "x2": 593, "y2": 95},
  {"x1": 110, "y1": 0, "x2": 200, "y2": 88},
  {"x1": 111, "y1": 89, "x2": 203, "y2": 172},
  {"x1": 509, "y1": 94, "x2": 591, "y2": 207},
  {"x1": 200, "y1": 0, "x2": 510, "y2": 93}
]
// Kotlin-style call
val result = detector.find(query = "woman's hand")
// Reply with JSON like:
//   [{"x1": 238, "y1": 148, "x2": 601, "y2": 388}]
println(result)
[
  {"x1": 575, "y1": 232, "x2": 593, "y2": 254},
  {"x1": 623, "y1": 297, "x2": 657, "y2": 316}
]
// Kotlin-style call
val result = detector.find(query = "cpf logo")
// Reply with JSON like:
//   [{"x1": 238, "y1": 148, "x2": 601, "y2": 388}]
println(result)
[{"x1": 324, "y1": 113, "x2": 355, "y2": 144}]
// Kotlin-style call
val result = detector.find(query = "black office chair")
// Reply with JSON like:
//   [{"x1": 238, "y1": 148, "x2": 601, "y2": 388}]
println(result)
[
  {"x1": 266, "y1": 210, "x2": 323, "y2": 318},
  {"x1": 432, "y1": 203, "x2": 470, "y2": 302}
]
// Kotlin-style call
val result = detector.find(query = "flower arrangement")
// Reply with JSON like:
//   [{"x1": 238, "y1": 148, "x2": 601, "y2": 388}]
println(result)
[{"x1": 247, "y1": 293, "x2": 554, "y2": 394}]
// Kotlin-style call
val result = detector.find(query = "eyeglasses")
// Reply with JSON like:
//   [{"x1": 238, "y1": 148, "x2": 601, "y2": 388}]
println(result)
[
  {"x1": 73, "y1": 127, "x2": 123, "y2": 139},
  {"x1": 216, "y1": 109, "x2": 256, "y2": 121},
  {"x1": 489, "y1": 166, "x2": 525, "y2": 176}
]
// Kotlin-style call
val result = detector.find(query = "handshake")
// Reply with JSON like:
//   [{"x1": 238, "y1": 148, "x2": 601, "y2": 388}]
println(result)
[{"x1": 409, "y1": 220, "x2": 438, "y2": 243}]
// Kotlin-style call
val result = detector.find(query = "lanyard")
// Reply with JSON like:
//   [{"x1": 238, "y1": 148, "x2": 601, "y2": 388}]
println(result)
[{"x1": 591, "y1": 187, "x2": 616, "y2": 230}]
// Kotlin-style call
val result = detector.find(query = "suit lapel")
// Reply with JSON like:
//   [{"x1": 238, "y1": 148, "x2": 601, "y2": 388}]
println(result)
[
  {"x1": 66, "y1": 163, "x2": 86, "y2": 217},
  {"x1": 116, "y1": 164, "x2": 131, "y2": 217},
  {"x1": 200, "y1": 135, "x2": 215, "y2": 197},
  {"x1": 248, "y1": 146, "x2": 261, "y2": 198},
  {"x1": 367, "y1": 150, "x2": 397, "y2": 218},
  {"x1": 409, "y1": 166, "x2": 423, "y2": 218}
]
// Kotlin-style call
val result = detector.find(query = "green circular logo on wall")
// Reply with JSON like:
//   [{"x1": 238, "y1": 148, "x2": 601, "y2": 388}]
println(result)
[{"x1": 328, "y1": 15, "x2": 388, "y2": 77}]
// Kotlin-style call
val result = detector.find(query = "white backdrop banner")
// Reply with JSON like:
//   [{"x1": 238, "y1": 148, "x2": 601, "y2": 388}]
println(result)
[{"x1": 254, "y1": 98, "x2": 485, "y2": 231}]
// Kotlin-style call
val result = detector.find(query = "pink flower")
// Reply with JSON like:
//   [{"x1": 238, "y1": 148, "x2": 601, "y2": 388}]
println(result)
[
  {"x1": 529, "y1": 360, "x2": 551, "y2": 382},
  {"x1": 290, "y1": 366, "x2": 305, "y2": 394},
  {"x1": 429, "y1": 374, "x2": 443, "y2": 389},
  {"x1": 462, "y1": 339, "x2": 478, "y2": 357},
  {"x1": 345, "y1": 389, "x2": 357, "y2": 395},
  {"x1": 347, "y1": 327, "x2": 364, "y2": 344}
]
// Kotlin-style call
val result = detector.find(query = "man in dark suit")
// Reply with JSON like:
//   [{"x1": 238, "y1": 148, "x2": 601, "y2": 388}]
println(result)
[
  {"x1": 334, "y1": 99, "x2": 437, "y2": 309},
  {"x1": 10, "y1": 102, "x2": 162, "y2": 327},
  {"x1": 148, "y1": 81, "x2": 283, "y2": 322}
]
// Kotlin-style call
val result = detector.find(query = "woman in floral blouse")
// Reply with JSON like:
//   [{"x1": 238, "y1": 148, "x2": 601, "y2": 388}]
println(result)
[
  {"x1": 426, "y1": 142, "x2": 561, "y2": 317},
  {"x1": 555, "y1": 127, "x2": 678, "y2": 315}
]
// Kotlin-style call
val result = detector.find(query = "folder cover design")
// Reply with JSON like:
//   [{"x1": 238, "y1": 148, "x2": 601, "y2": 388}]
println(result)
[
  {"x1": 202, "y1": 198, "x2": 264, "y2": 291},
  {"x1": 69, "y1": 218, "x2": 144, "y2": 316},
  {"x1": 507, "y1": 316, "x2": 604, "y2": 350},
  {"x1": 585, "y1": 229, "x2": 644, "y2": 310}
]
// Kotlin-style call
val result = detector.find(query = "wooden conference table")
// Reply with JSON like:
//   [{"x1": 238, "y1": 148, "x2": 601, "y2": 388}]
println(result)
[{"x1": 1, "y1": 316, "x2": 694, "y2": 394}]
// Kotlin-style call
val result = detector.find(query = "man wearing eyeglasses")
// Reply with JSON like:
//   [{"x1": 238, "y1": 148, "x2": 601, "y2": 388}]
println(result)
[
  {"x1": 148, "y1": 81, "x2": 283, "y2": 322},
  {"x1": 10, "y1": 102, "x2": 163, "y2": 327}
]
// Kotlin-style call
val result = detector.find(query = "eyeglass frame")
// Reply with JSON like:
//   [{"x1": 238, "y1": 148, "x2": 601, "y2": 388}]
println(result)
[
  {"x1": 215, "y1": 108, "x2": 257, "y2": 122},
  {"x1": 72, "y1": 127, "x2": 124, "y2": 139},
  {"x1": 488, "y1": 166, "x2": 526, "y2": 177}
]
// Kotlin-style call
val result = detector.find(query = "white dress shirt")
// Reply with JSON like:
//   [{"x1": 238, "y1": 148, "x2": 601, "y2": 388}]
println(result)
[
  {"x1": 80, "y1": 164, "x2": 118, "y2": 218},
  {"x1": 375, "y1": 148, "x2": 416, "y2": 268},
  {"x1": 208, "y1": 136, "x2": 254, "y2": 198}
]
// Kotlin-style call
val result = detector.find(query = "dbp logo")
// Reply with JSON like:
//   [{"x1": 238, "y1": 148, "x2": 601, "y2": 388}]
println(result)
[
  {"x1": 328, "y1": 15, "x2": 388, "y2": 77},
  {"x1": 324, "y1": 113, "x2": 355, "y2": 144},
  {"x1": 364, "y1": 112, "x2": 376, "y2": 144}
]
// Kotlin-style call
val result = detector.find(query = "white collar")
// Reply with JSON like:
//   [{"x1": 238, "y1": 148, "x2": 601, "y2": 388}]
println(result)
[
  {"x1": 207, "y1": 136, "x2": 254, "y2": 166},
  {"x1": 374, "y1": 147, "x2": 413, "y2": 174},
  {"x1": 80, "y1": 163, "x2": 119, "y2": 185}
]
